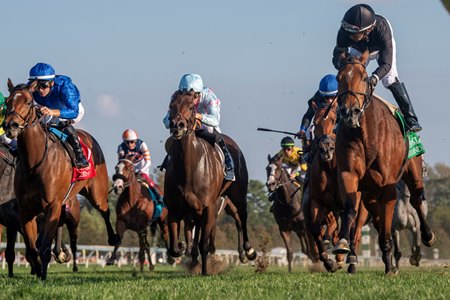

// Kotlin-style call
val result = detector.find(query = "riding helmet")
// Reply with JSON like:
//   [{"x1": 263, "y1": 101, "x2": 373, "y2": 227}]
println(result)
[
  {"x1": 280, "y1": 136, "x2": 295, "y2": 148},
  {"x1": 178, "y1": 74, "x2": 204, "y2": 93},
  {"x1": 122, "y1": 129, "x2": 138, "y2": 141},
  {"x1": 341, "y1": 4, "x2": 376, "y2": 33},
  {"x1": 29, "y1": 63, "x2": 56, "y2": 81},
  {"x1": 319, "y1": 74, "x2": 338, "y2": 97}
]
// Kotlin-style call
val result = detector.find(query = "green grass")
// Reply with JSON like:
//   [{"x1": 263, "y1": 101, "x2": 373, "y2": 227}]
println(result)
[{"x1": 1, "y1": 264, "x2": 450, "y2": 300}]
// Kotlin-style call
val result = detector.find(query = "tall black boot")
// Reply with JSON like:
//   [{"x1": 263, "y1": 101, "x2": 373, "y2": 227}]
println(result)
[
  {"x1": 64, "y1": 124, "x2": 89, "y2": 168},
  {"x1": 389, "y1": 81, "x2": 422, "y2": 132},
  {"x1": 217, "y1": 138, "x2": 235, "y2": 181}
]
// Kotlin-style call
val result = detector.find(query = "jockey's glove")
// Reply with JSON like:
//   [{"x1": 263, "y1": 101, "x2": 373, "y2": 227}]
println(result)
[{"x1": 369, "y1": 75, "x2": 379, "y2": 90}]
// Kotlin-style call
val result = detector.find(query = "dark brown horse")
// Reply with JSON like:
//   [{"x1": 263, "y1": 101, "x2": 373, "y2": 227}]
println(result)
[
  {"x1": 265, "y1": 154, "x2": 314, "y2": 272},
  {"x1": 3, "y1": 79, "x2": 119, "y2": 280},
  {"x1": 165, "y1": 90, "x2": 256, "y2": 275},
  {"x1": 333, "y1": 51, "x2": 435, "y2": 275},
  {"x1": 302, "y1": 100, "x2": 345, "y2": 272},
  {"x1": 106, "y1": 157, "x2": 173, "y2": 271}
]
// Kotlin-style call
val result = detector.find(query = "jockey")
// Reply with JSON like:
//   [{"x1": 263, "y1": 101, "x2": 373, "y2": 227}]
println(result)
[
  {"x1": 296, "y1": 74, "x2": 338, "y2": 162},
  {"x1": 163, "y1": 73, "x2": 235, "y2": 181},
  {"x1": 276, "y1": 136, "x2": 307, "y2": 185},
  {"x1": 333, "y1": 4, "x2": 422, "y2": 132},
  {"x1": 28, "y1": 62, "x2": 89, "y2": 168},
  {"x1": 0, "y1": 92, "x2": 17, "y2": 153},
  {"x1": 117, "y1": 129, "x2": 164, "y2": 204}
]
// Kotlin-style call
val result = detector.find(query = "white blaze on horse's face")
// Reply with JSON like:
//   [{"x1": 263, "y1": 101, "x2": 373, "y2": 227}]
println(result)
[
  {"x1": 113, "y1": 162, "x2": 126, "y2": 195},
  {"x1": 266, "y1": 163, "x2": 278, "y2": 193}
]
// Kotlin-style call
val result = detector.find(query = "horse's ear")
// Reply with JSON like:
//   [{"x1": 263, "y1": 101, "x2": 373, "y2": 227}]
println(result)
[
  {"x1": 311, "y1": 101, "x2": 319, "y2": 112},
  {"x1": 28, "y1": 80, "x2": 38, "y2": 93},
  {"x1": 7, "y1": 78, "x2": 14, "y2": 93},
  {"x1": 360, "y1": 49, "x2": 370, "y2": 65},
  {"x1": 267, "y1": 154, "x2": 271, "y2": 162}
]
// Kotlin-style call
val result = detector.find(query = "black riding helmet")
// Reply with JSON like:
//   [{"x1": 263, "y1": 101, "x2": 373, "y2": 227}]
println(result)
[
  {"x1": 341, "y1": 4, "x2": 376, "y2": 33},
  {"x1": 280, "y1": 136, "x2": 295, "y2": 148}
]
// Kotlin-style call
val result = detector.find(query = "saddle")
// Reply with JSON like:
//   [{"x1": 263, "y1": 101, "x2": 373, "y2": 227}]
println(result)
[
  {"x1": 374, "y1": 94, "x2": 425, "y2": 159},
  {"x1": 47, "y1": 126, "x2": 96, "y2": 182}
]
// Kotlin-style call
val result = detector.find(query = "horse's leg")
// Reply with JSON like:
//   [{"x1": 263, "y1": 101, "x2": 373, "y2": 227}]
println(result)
[
  {"x1": 392, "y1": 228, "x2": 401, "y2": 269},
  {"x1": 68, "y1": 223, "x2": 79, "y2": 272},
  {"x1": 409, "y1": 214, "x2": 422, "y2": 267},
  {"x1": 53, "y1": 226, "x2": 64, "y2": 263},
  {"x1": 224, "y1": 201, "x2": 246, "y2": 263},
  {"x1": 168, "y1": 213, "x2": 183, "y2": 258},
  {"x1": 238, "y1": 207, "x2": 257, "y2": 261},
  {"x1": 200, "y1": 205, "x2": 216, "y2": 275},
  {"x1": 5, "y1": 226, "x2": 18, "y2": 277},
  {"x1": 20, "y1": 215, "x2": 41, "y2": 277},
  {"x1": 402, "y1": 157, "x2": 436, "y2": 247},
  {"x1": 279, "y1": 229, "x2": 294, "y2": 272},
  {"x1": 106, "y1": 219, "x2": 126, "y2": 265},
  {"x1": 325, "y1": 212, "x2": 344, "y2": 268},
  {"x1": 378, "y1": 186, "x2": 397, "y2": 275},
  {"x1": 305, "y1": 199, "x2": 337, "y2": 272},
  {"x1": 334, "y1": 173, "x2": 360, "y2": 254},
  {"x1": 39, "y1": 202, "x2": 63, "y2": 280},
  {"x1": 346, "y1": 201, "x2": 369, "y2": 274},
  {"x1": 156, "y1": 218, "x2": 175, "y2": 264},
  {"x1": 143, "y1": 229, "x2": 154, "y2": 271}
]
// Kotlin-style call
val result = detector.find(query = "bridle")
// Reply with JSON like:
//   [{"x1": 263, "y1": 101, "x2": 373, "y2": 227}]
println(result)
[
  {"x1": 337, "y1": 60, "x2": 374, "y2": 122},
  {"x1": 169, "y1": 93, "x2": 200, "y2": 138},
  {"x1": 312, "y1": 102, "x2": 337, "y2": 147},
  {"x1": 112, "y1": 159, "x2": 135, "y2": 189}
]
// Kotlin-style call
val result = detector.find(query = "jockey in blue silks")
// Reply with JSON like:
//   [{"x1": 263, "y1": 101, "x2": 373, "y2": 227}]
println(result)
[{"x1": 28, "y1": 62, "x2": 89, "y2": 168}]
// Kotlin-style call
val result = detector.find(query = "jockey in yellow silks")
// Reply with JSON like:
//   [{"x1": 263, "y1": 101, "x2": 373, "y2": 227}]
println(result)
[{"x1": 276, "y1": 136, "x2": 307, "y2": 186}]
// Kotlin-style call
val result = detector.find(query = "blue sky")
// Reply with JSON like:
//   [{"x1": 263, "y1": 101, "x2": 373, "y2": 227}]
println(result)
[{"x1": 1, "y1": 0, "x2": 449, "y2": 182}]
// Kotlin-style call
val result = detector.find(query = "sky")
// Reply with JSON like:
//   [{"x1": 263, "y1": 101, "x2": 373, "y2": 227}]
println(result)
[{"x1": 1, "y1": 0, "x2": 449, "y2": 182}]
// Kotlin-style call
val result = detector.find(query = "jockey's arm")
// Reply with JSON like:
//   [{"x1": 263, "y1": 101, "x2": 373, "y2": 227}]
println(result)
[
  {"x1": 197, "y1": 89, "x2": 220, "y2": 127},
  {"x1": 139, "y1": 142, "x2": 152, "y2": 173},
  {"x1": 40, "y1": 106, "x2": 60, "y2": 117}
]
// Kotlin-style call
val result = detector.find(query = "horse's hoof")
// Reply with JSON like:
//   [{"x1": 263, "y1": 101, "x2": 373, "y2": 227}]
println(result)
[
  {"x1": 325, "y1": 259, "x2": 338, "y2": 273},
  {"x1": 347, "y1": 263, "x2": 356, "y2": 274},
  {"x1": 245, "y1": 248, "x2": 257, "y2": 261},
  {"x1": 178, "y1": 241, "x2": 187, "y2": 254},
  {"x1": 106, "y1": 259, "x2": 115, "y2": 266},
  {"x1": 167, "y1": 256, "x2": 176, "y2": 265},
  {"x1": 63, "y1": 252, "x2": 72, "y2": 263},
  {"x1": 239, "y1": 252, "x2": 248, "y2": 264},
  {"x1": 346, "y1": 255, "x2": 358, "y2": 264},
  {"x1": 323, "y1": 240, "x2": 331, "y2": 251},
  {"x1": 409, "y1": 256, "x2": 419, "y2": 266},
  {"x1": 149, "y1": 265, "x2": 155, "y2": 271},
  {"x1": 332, "y1": 239, "x2": 350, "y2": 255},
  {"x1": 422, "y1": 232, "x2": 437, "y2": 247},
  {"x1": 73, "y1": 266, "x2": 79, "y2": 272},
  {"x1": 386, "y1": 268, "x2": 399, "y2": 276}
]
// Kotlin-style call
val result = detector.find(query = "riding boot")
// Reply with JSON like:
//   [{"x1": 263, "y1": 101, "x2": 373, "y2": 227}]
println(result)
[
  {"x1": 388, "y1": 81, "x2": 422, "y2": 132},
  {"x1": 217, "y1": 138, "x2": 235, "y2": 181},
  {"x1": 64, "y1": 124, "x2": 89, "y2": 168}
]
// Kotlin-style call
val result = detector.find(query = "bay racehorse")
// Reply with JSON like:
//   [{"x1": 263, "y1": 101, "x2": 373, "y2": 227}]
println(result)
[
  {"x1": 333, "y1": 51, "x2": 436, "y2": 275},
  {"x1": 393, "y1": 179, "x2": 426, "y2": 269},
  {"x1": 302, "y1": 100, "x2": 345, "y2": 272},
  {"x1": 266, "y1": 153, "x2": 315, "y2": 272},
  {"x1": 165, "y1": 90, "x2": 256, "y2": 275},
  {"x1": 3, "y1": 79, "x2": 120, "y2": 280},
  {"x1": 107, "y1": 156, "x2": 173, "y2": 271}
]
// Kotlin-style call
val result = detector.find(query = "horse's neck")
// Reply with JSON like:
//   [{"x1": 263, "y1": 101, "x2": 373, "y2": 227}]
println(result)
[
  {"x1": 18, "y1": 124, "x2": 50, "y2": 169},
  {"x1": 278, "y1": 169, "x2": 297, "y2": 203},
  {"x1": 124, "y1": 175, "x2": 144, "y2": 203},
  {"x1": 0, "y1": 160, "x2": 15, "y2": 205},
  {"x1": 174, "y1": 133, "x2": 204, "y2": 172}
]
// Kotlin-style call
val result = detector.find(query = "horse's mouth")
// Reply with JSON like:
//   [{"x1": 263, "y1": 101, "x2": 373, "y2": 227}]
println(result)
[
  {"x1": 320, "y1": 151, "x2": 334, "y2": 162},
  {"x1": 171, "y1": 128, "x2": 186, "y2": 140},
  {"x1": 5, "y1": 128, "x2": 19, "y2": 139},
  {"x1": 344, "y1": 119, "x2": 360, "y2": 128}
]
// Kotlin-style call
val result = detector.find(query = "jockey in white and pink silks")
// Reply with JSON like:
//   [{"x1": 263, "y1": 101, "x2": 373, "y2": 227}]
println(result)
[
  {"x1": 162, "y1": 73, "x2": 235, "y2": 181},
  {"x1": 117, "y1": 128, "x2": 164, "y2": 203}
]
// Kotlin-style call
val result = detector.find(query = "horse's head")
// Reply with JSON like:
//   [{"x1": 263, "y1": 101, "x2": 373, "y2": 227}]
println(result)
[
  {"x1": 112, "y1": 156, "x2": 136, "y2": 195},
  {"x1": 337, "y1": 50, "x2": 371, "y2": 128},
  {"x1": 3, "y1": 79, "x2": 39, "y2": 139},
  {"x1": 266, "y1": 154, "x2": 283, "y2": 193},
  {"x1": 312, "y1": 100, "x2": 337, "y2": 162},
  {"x1": 168, "y1": 90, "x2": 198, "y2": 140}
]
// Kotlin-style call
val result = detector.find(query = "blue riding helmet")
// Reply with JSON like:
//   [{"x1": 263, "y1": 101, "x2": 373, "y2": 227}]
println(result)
[
  {"x1": 178, "y1": 74, "x2": 203, "y2": 93},
  {"x1": 319, "y1": 74, "x2": 338, "y2": 97},
  {"x1": 29, "y1": 63, "x2": 56, "y2": 81}
]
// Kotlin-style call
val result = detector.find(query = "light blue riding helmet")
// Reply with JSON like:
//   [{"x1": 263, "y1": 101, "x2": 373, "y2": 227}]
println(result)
[
  {"x1": 178, "y1": 74, "x2": 203, "y2": 93},
  {"x1": 29, "y1": 63, "x2": 56, "y2": 81},
  {"x1": 319, "y1": 74, "x2": 338, "y2": 97}
]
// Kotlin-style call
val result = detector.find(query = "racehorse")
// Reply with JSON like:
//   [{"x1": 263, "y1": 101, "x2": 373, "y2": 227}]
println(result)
[
  {"x1": 165, "y1": 90, "x2": 256, "y2": 275},
  {"x1": 302, "y1": 100, "x2": 345, "y2": 272},
  {"x1": 265, "y1": 154, "x2": 314, "y2": 272},
  {"x1": 3, "y1": 79, "x2": 120, "y2": 280},
  {"x1": 393, "y1": 179, "x2": 426, "y2": 269},
  {"x1": 0, "y1": 143, "x2": 21, "y2": 277},
  {"x1": 107, "y1": 157, "x2": 173, "y2": 271},
  {"x1": 333, "y1": 51, "x2": 436, "y2": 275}
]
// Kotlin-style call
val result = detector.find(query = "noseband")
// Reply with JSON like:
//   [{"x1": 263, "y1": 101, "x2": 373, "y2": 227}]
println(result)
[
  {"x1": 112, "y1": 159, "x2": 134, "y2": 187},
  {"x1": 6, "y1": 89, "x2": 40, "y2": 130}
]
